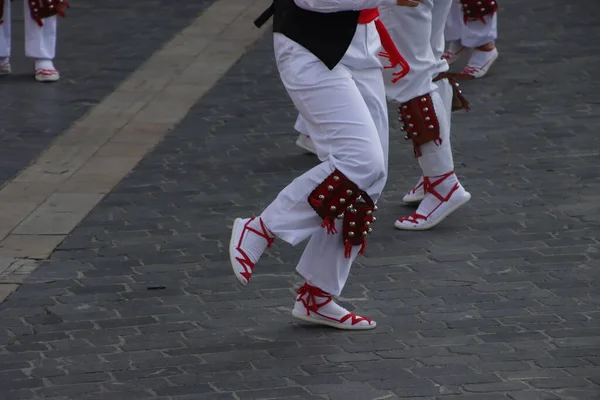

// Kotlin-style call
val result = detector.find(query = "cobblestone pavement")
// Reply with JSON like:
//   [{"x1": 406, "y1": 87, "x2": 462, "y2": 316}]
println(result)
[
  {"x1": 0, "y1": 0, "x2": 214, "y2": 185},
  {"x1": 0, "y1": 0, "x2": 599, "y2": 399}
]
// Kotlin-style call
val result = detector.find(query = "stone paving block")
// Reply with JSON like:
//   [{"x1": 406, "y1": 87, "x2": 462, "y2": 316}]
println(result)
[
  {"x1": 0, "y1": 203, "x2": 43, "y2": 241},
  {"x1": 0, "y1": 0, "x2": 218, "y2": 187},
  {"x1": 12, "y1": 193, "x2": 105, "y2": 235},
  {"x1": 0, "y1": 284, "x2": 19, "y2": 302},
  {"x1": 0, "y1": 235, "x2": 66, "y2": 260},
  {"x1": 0, "y1": 0, "x2": 599, "y2": 399}
]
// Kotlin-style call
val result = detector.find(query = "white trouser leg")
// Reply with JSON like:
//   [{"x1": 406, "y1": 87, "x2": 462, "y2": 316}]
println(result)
[
  {"x1": 431, "y1": 0, "x2": 453, "y2": 58},
  {"x1": 296, "y1": 66, "x2": 389, "y2": 296},
  {"x1": 380, "y1": 1, "x2": 436, "y2": 103},
  {"x1": 417, "y1": 79, "x2": 454, "y2": 177},
  {"x1": 444, "y1": 0, "x2": 463, "y2": 42},
  {"x1": 24, "y1": 1, "x2": 56, "y2": 59},
  {"x1": 444, "y1": 0, "x2": 497, "y2": 48},
  {"x1": 262, "y1": 34, "x2": 387, "y2": 296},
  {"x1": 461, "y1": 13, "x2": 497, "y2": 48},
  {"x1": 294, "y1": 114, "x2": 311, "y2": 137},
  {"x1": 394, "y1": 78, "x2": 470, "y2": 230},
  {"x1": 0, "y1": 0, "x2": 11, "y2": 58}
]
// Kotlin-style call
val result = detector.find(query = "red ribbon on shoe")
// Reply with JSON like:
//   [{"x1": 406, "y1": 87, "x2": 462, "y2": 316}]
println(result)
[{"x1": 359, "y1": 8, "x2": 410, "y2": 82}]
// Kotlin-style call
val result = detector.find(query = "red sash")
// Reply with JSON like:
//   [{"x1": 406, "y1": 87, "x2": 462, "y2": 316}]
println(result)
[{"x1": 359, "y1": 8, "x2": 409, "y2": 82}]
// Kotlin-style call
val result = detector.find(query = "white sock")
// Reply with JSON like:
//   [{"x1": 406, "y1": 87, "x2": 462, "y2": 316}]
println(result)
[
  {"x1": 410, "y1": 176, "x2": 424, "y2": 193},
  {"x1": 467, "y1": 48, "x2": 496, "y2": 69},
  {"x1": 35, "y1": 59, "x2": 55, "y2": 70},
  {"x1": 242, "y1": 217, "x2": 274, "y2": 264},
  {"x1": 416, "y1": 173, "x2": 459, "y2": 217},
  {"x1": 447, "y1": 40, "x2": 463, "y2": 52}
]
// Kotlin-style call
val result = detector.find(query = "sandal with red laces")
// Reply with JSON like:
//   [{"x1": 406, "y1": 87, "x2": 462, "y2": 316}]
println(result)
[
  {"x1": 442, "y1": 41, "x2": 466, "y2": 65},
  {"x1": 229, "y1": 217, "x2": 274, "y2": 285},
  {"x1": 458, "y1": 47, "x2": 499, "y2": 79},
  {"x1": 402, "y1": 176, "x2": 425, "y2": 205},
  {"x1": 292, "y1": 282, "x2": 376, "y2": 330},
  {"x1": 0, "y1": 58, "x2": 11, "y2": 75},
  {"x1": 295, "y1": 133, "x2": 317, "y2": 155},
  {"x1": 395, "y1": 171, "x2": 470, "y2": 231},
  {"x1": 35, "y1": 67, "x2": 60, "y2": 82}
]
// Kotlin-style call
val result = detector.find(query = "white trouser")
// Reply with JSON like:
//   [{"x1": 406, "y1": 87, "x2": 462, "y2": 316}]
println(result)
[
  {"x1": 430, "y1": 0, "x2": 452, "y2": 64},
  {"x1": 264, "y1": 27, "x2": 389, "y2": 296},
  {"x1": 379, "y1": 0, "x2": 454, "y2": 175},
  {"x1": 0, "y1": 0, "x2": 57, "y2": 59},
  {"x1": 419, "y1": 78, "x2": 454, "y2": 176},
  {"x1": 294, "y1": 115, "x2": 311, "y2": 138},
  {"x1": 380, "y1": 0, "x2": 452, "y2": 103},
  {"x1": 444, "y1": 0, "x2": 497, "y2": 48}
]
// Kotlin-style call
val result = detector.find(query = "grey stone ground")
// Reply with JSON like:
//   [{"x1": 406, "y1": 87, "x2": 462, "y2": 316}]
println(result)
[
  {"x1": 0, "y1": 0, "x2": 214, "y2": 184},
  {"x1": 0, "y1": 0, "x2": 599, "y2": 399}
]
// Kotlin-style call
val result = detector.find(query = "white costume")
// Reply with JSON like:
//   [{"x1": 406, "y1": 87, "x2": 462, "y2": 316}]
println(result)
[
  {"x1": 443, "y1": 0, "x2": 498, "y2": 78},
  {"x1": 230, "y1": 0, "x2": 409, "y2": 330},
  {"x1": 378, "y1": 0, "x2": 471, "y2": 230},
  {"x1": 0, "y1": 0, "x2": 67, "y2": 81}
]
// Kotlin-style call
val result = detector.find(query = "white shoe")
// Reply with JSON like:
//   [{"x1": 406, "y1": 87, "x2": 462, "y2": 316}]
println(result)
[
  {"x1": 229, "y1": 217, "x2": 274, "y2": 285},
  {"x1": 402, "y1": 177, "x2": 425, "y2": 204},
  {"x1": 395, "y1": 171, "x2": 471, "y2": 231},
  {"x1": 295, "y1": 134, "x2": 317, "y2": 155},
  {"x1": 460, "y1": 47, "x2": 499, "y2": 79},
  {"x1": 35, "y1": 67, "x2": 60, "y2": 82},
  {"x1": 0, "y1": 58, "x2": 11, "y2": 75},
  {"x1": 442, "y1": 41, "x2": 466, "y2": 65},
  {"x1": 34, "y1": 60, "x2": 60, "y2": 82},
  {"x1": 292, "y1": 282, "x2": 376, "y2": 330}
]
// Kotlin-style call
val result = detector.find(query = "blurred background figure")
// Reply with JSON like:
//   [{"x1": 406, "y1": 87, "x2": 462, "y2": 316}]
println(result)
[
  {"x1": 0, "y1": 0, "x2": 69, "y2": 82},
  {"x1": 443, "y1": 0, "x2": 498, "y2": 79}
]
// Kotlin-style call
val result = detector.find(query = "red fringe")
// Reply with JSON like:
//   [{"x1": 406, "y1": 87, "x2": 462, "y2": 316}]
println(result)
[
  {"x1": 344, "y1": 239, "x2": 367, "y2": 258},
  {"x1": 359, "y1": 240, "x2": 366, "y2": 255},
  {"x1": 344, "y1": 241, "x2": 352, "y2": 258},
  {"x1": 321, "y1": 217, "x2": 337, "y2": 235}
]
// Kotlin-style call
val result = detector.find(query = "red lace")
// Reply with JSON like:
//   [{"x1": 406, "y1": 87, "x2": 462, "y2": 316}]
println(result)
[
  {"x1": 442, "y1": 45, "x2": 464, "y2": 61},
  {"x1": 296, "y1": 283, "x2": 372, "y2": 325},
  {"x1": 297, "y1": 283, "x2": 333, "y2": 314},
  {"x1": 234, "y1": 218, "x2": 274, "y2": 282},
  {"x1": 359, "y1": 8, "x2": 409, "y2": 82},
  {"x1": 36, "y1": 69, "x2": 57, "y2": 76},
  {"x1": 399, "y1": 171, "x2": 459, "y2": 223},
  {"x1": 461, "y1": 65, "x2": 480, "y2": 76},
  {"x1": 409, "y1": 179, "x2": 425, "y2": 195}
]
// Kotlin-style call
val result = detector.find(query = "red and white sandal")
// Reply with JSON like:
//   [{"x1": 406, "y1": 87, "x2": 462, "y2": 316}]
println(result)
[
  {"x1": 459, "y1": 47, "x2": 499, "y2": 79},
  {"x1": 395, "y1": 171, "x2": 470, "y2": 231},
  {"x1": 442, "y1": 41, "x2": 466, "y2": 65},
  {"x1": 295, "y1": 133, "x2": 317, "y2": 155},
  {"x1": 0, "y1": 58, "x2": 11, "y2": 75},
  {"x1": 292, "y1": 282, "x2": 376, "y2": 330},
  {"x1": 229, "y1": 217, "x2": 274, "y2": 285},
  {"x1": 402, "y1": 176, "x2": 425, "y2": 205},
  {"x1": 35, "y1": 67, "x2": 60, "y2": 82}
]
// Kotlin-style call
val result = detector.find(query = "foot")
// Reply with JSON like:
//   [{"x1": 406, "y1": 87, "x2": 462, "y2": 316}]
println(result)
[
  {"x1": 0, "y1": 58, "x2": 11, "y2": 75},
  {"x1": 292, "y1": 282, "x2": 376, "y2": 330},
  {"x1": 295, "y1": 133, "x2": 317, "y2": 155},
  {"x1": 402, "y1": 176, "x2": 425, "y2": 205},
  {"x1": 442, "y1": 41, "x2": 466, "y2": 65},
  {"x1": 459, "y1": 47, "x2": 499, "y2": 79},
  {"x1": 34, "y1": 59, "x2": 60, "y2": 82},
  {"x1": 395, "y1": 171, "x2": 471, "y2": 231},
  {"x1": 229, "y1": 217, "x2": 274, "y2": 285}
]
